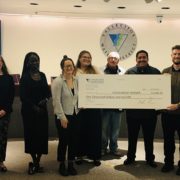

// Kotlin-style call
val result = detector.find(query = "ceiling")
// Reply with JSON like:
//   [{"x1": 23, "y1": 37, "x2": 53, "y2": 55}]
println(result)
[{"x1": 0, "y1": 0, "x2": 180, "y2": 19}]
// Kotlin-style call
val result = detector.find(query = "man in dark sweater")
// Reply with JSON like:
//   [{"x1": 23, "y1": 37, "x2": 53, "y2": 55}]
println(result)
[
  {"x1": 124, "y1": 50, "x2": 160, "y2": 168},
  {"x1": 161, "y1": 45, "x2": 180, "y2": 176}
]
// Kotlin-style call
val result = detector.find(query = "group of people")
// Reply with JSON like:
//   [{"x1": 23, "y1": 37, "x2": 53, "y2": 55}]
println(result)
[{"x1": 0, "y1": 45, "x2": 179, "y2": 177}]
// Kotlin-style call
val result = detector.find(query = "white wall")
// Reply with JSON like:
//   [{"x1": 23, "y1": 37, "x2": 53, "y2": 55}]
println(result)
[{"x1": 1, "y1": 14, "x2": 180, "y2": 82}]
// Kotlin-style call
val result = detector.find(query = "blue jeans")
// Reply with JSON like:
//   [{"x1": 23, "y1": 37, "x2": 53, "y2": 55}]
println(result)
[{"x1": 102, "y1": 110, "x2": 121, "y2": 152}]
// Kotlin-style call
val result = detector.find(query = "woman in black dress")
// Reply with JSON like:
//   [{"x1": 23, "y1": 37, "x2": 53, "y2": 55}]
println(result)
[
  {"x1": 0, "y1": 55, "x2": 14, "y2": 172},
  {"x1": 75, "y1": 50, "x2": 102, "y2": 166},
  {"x1": 20, "y1": 52, "x2": 50, "y2": 175}
]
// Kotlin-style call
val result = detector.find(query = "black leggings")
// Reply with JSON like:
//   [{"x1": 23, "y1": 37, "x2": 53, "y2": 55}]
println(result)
[{"x1": 0, "y1": 115, "x2": 10, "y2": 162}]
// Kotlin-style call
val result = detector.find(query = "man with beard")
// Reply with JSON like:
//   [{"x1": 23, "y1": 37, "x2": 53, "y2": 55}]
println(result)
[
  {"x1": 161, "y1": 45, "x2": 180, "y2": 176},
  {"x1": 124, "y1": 50, "x2": 160, "y2": 168}
]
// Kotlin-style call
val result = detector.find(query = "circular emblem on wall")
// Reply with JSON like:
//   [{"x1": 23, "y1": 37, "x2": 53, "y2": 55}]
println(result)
[{"x1": 100, "y1": 23, "x2": 137, "y2": 60}]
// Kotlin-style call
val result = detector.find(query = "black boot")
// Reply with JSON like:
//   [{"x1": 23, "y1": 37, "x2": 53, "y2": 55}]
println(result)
[
  {"x1": 35, "y1": 162, "x2": 44, "y2": 173},
  {"x1": 68, "y1": 162, "x2": 77, "y2": 175},
  {"x1": 124, "y1": 158, "x2": 135, "y2": 165},
  {"x1": 35, "y1": 154, "x2": 44, "y2": 173},
  {"x1": 146, "y1": 160, "x2": 158, "y2": 168},
  {"x1": 28, "y1": 162, "x2": 36, "y2": 175},
  {"x1": 161, "y1": 164, "x2": 174, "y2": 172},
  {"x1": 59, "y1": 162, "x2": 68, "y2": 176}
]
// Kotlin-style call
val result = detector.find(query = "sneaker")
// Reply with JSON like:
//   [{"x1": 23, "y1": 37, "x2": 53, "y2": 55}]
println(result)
[
  {"x1": 124, "y1": 158, "x2": 135, "y2": 165},
  {"x1": 176, "y1": 167, "x2": 180, "y2": 176},
  {"x1": 110, "y1": 149, "x2": 123, "y2": 157},
  {"x1": 146, "y1": 161, "x2": 158, "y2": 168},
  {"x1": 161, "y1": 164, "x2": 174, "y2": 173}
]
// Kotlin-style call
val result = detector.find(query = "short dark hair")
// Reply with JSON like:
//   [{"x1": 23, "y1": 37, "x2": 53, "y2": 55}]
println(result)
[
  {"x1": 136, "y1": 50, "x2": 149, "y2": 59},
  {"x1": 60, "y1": 55, "x2": 75, "y2": 70},
  {"x1": 172, "y1": 45, "x2": 180, "y2": 51}
]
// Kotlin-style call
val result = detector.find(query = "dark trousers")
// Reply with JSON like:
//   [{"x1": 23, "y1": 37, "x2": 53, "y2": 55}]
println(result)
[
  {"x1": 0, "y1": 114, "x2": 10, "y2": 162},
  {"x1": 126, "y1": 115, "x2": 157, "y2": 162},
  {"x1": 55, "y1": 114, "x2": 79, "y2": 162},
  {"x1": 161, "y1": 113, "x2": 180, "y2": 167}
]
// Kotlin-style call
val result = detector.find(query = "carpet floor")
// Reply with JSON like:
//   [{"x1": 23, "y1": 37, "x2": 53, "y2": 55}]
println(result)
[{"x1": 0, "y1": 139, "x2": 179, "y2": 180}]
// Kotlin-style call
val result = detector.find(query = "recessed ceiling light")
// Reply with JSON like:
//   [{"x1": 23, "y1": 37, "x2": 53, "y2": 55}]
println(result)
[
  {"x1": 117, "y1": 6, "x2": 126, "y2": 9},
  {"x1": 74, "y1": 5, "x2": 82, "y2": 8},
  {"x1": 161, "y1": 7, "x2": 170, "y2": 10},
  {"x1": 30, "y1": 2, "x2": 39, "y2": 5}
]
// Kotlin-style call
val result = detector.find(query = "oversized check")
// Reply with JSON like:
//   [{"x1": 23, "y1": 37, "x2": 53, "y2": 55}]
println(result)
[{"x1": 78, "y1": 74, "x2": 171, "y2": 109}]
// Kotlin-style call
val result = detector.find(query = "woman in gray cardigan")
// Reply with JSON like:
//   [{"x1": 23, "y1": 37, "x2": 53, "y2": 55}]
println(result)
[{"x1": 51, "y1": 55, "x2": 79, "y2": 176}]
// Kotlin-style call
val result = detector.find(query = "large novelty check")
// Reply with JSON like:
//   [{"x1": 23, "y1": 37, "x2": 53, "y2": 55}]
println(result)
[{"x1": 78, "y1": 74, "x2": 171, "y2": 109}]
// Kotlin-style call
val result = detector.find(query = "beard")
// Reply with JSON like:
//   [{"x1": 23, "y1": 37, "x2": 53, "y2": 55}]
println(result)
[
  {"x1": 174, "y1": 61, "x2": 180, "y2": 65},
  {"x1": 173, "y1": 59, "x2": 180, "y2": 65}
]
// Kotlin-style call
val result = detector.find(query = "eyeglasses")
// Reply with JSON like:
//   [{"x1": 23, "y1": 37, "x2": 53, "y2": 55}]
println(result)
[
  {"x1": 64, "y1": 65, "x2": 74, "y2": 69},
  {"x1": 108, "y1": 57, "x2": 119, "y2": 61}
]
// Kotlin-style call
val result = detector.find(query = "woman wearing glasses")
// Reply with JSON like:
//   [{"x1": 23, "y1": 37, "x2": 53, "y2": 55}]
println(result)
[
  {"x1": 51, "y1": 55, "x2": 79, "y2": 176},
  {"x1": 75, "y1": 50, "x2": 102, "y2": 166}
]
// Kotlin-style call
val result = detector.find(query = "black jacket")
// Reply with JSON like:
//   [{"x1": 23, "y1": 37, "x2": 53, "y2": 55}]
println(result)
[{"x1": 0, "y1": 74, "x2": 15, "y2": 113}]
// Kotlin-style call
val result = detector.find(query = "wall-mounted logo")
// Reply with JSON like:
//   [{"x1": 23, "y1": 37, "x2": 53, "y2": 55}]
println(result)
[{"x1": 100, "y1": 23, "x2": 137, "y2": 60}]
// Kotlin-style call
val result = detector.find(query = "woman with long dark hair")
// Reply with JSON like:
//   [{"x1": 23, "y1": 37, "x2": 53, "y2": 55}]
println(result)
[
  {"x1": 20, "y1": 52, "x2": 50, "y2": 175},
  {"x1": 0, "y1": 55, "x2": 14, "y2": 172}
]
